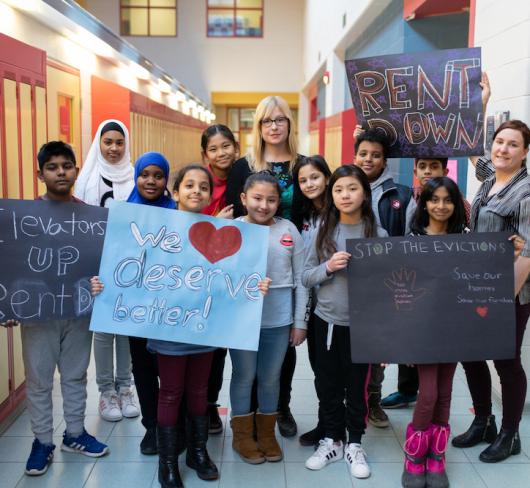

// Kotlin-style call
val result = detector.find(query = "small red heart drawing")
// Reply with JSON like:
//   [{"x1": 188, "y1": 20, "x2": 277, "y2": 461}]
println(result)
[
  {"x1": 189, "y1": 221, "x2": 242, "y2": 264},
  {"x1": 476, "y1": 306, "x2": 488, "y2": 318}
]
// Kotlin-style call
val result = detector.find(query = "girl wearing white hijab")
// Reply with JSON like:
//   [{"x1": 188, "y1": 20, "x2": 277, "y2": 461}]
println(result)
[
  {"x1": 75, "y1": 119, "x2": 135, "y2": 206},
  {"x1": 75, "y1": 119, "x2": 139, "y2": 422}
]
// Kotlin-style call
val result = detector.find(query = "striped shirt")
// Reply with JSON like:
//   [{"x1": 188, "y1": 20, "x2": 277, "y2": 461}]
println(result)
[{"x1": 471, "y1": 157, "x2": 530, "y2": 304}]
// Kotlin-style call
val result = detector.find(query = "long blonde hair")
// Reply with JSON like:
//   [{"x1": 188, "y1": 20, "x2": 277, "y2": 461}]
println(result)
[{"x1": 247, "y1": 96, "x2": 298, "y2": 172}]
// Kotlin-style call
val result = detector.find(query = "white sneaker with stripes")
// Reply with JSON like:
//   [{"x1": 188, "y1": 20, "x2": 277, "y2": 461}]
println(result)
[
  {"x1": 345, "y1": 442, "x2": 370, "y2": 478},
  {"x1": 305, "y1": 438, "x2": 343, "y2": 470}
]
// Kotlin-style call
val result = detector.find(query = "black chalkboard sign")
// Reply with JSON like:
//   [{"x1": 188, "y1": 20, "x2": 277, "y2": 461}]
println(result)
[
  {"x1": 346, "y1": 233, "x2": 515, "y2": 364},
  {"x1": 0, "y1": 199, "x2": 107, "y2": 323}
]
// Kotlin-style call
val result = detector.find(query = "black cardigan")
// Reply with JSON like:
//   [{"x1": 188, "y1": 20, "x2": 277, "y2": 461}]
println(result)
[{"x1": 225, "y1": 155, "x2": 305, "y2": 228}]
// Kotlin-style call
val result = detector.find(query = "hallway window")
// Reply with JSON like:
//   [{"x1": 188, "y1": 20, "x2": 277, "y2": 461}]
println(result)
[
  {"x1": 207, "y1": 0, "x2": 263, "y2": 37},
  {"x1": 120, "y1": 0, "x2": 177, "y2": 36}
]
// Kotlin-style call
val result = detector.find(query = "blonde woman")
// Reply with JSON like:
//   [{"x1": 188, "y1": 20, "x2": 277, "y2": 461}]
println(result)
[
  {"x1": 225, "y1": 96, "x2": 303, "y2": 221},
  {"x1": 225, "y1": 95, "x2": 305, "y2": 440}
]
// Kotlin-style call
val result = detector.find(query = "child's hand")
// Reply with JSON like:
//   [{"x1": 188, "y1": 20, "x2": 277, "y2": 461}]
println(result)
[
  {"x1": 353, "y1": 124, "x2": 365, "y2": 139},
  {"x1": 258, "y1": 277, "x2": 272, "y2": 296},
  {"x1": 90, "y1": 276, "x2": 104, "y2": 296},
  {"x1": 380, "y1": 363, "x2": 387, "y2": 368},
  {"x1": 480, "y1": 72, "x2": 491, "y2": 109},
  {"x1": 1, "y1": 319, "x2": 21, "y2": 328},
  {"x1": 326, "y1": 251, "x2": 351, "y2": 273},
  {"x1": 217, "y1": 204, "x2": 234, "y2": 220},
  {"x1": 509, "y1": 234, "x2": 525, "y2": 260},
  {"x1": 290, "y1": 328, "x2": 307, "y2": 347}
]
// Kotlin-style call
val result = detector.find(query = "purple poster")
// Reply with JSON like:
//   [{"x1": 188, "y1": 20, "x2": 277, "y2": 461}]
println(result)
[{"x1": 346, "y1": 47, "x2": 483, "y2": 158}]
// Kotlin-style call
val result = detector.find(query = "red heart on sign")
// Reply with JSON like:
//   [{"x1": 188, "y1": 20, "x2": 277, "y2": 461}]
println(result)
[
  {"x1": 476, "y1": 306, "x2": 488, "y2": 318},
  {"x1": 189, "y1": 221, "x2": 242, "y2": 264}
]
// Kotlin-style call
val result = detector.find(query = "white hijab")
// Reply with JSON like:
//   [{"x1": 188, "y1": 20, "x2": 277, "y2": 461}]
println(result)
[{"x1": 74, "y1": 119, "x2": 134, "y2": 206}]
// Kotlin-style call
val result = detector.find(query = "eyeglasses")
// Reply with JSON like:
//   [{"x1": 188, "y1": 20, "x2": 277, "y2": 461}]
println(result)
[{"x1": 260, "y1": 116, "x2": 289, "y2": 128}]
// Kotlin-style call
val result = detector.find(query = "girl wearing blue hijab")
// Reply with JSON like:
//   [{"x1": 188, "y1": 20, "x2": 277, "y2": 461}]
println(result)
[
  {"x1": 127, "y1": 151, "x2": 176, "y2": 209},
  {"x1": 125, "y1": 151, "x2": 175, "y2": 456}
]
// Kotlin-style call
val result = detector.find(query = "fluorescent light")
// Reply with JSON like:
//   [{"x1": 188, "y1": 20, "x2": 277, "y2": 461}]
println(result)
[
  {"x1": 132, "y1": 63, "x2": 150, "y2": 81},
  {"x1": 158, "y1": 79, "x2": 171, "y2": 93}
]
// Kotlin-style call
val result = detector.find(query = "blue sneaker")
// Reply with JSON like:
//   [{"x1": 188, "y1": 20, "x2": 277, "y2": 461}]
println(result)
[
  {"x1": 380, "y1": 391, "x2": 417, "y2": 409},
  {"x1": 25, "y1": 438, "x2": 55, "y2": 476},
  {"x1": 61, "y1": 429, "x2": 109, "y2": 457}
]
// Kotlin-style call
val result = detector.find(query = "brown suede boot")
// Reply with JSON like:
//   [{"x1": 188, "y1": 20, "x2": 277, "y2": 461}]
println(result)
[
  {"x1": 231, "y1": 413, "x2": 266, "y2": 464},
  {"x1": 255, "y1": 412, "x2": 283, "y2": 462}
]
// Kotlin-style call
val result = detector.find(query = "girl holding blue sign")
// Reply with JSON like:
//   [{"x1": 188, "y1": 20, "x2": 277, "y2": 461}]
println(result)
[
  {"x1": 230, "y1": 171, "x2": 308, "y2": 464},
  {"x1": 92, "y1": 159, "x2": 243, "y2": 487},
  {"x1": 302, "y1": 165, "x2": 387, "y2": 480}
]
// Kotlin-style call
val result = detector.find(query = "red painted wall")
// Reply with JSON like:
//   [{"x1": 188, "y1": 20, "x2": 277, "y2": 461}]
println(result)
[
  {"x1": 404, "y1": 0, "x2": 469, "y2": 19},
  {"x1": 91, "y1": 76, "x2": 130, "y2": 137}
]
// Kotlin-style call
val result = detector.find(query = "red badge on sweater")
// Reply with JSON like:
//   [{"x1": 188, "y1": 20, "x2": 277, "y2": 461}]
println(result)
[
  {"x1": 391, "y1": 199, "x2": 401, "y2": 210},
  {"x1": 280, "y1": 233, "x2": 294, "y2": 247}
]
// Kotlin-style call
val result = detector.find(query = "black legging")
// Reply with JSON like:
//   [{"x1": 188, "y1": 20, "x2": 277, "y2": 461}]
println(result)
[
  {"x1": 462, "y1": 300, "x2": 530, "y2": 431},
  {"x1": 129, "y1": 337, "x2": 158, "y2": 429},
  {"x1": 207, "y1": 348, "x2": 228, "y2": 404}
]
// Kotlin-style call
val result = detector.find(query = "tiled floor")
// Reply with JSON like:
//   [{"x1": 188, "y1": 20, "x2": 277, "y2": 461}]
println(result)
[{"x1": 1, "y1": 346, "x2": 529, "y2": 487}]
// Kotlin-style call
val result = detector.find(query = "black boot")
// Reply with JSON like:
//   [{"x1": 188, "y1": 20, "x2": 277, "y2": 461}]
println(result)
[
  {"x1": 479, "y1": 429, "x2": 521, "y2": 463},
  {"x1": 140, "y1": 426, "x2": 158, "y2": 455},
  {"x1": 299, "y1": 424, "x2": 325, "y2": 447},
  {"x1": 207, "y1": 404, "x2": 223, "y2": 435},
  {"x1": 451, "y1": 415, "x2": 497, "y2": 448},
  {"x1": 176, "y1": 419, "x2": 186, "y2": 456},
  {"x1": 277, "y1": 409, "x2": 297, "y2": 438},
  {"x1": 185, "y1": 416, "x2": 219, "y2": 480},
  {"x1": 157, "y1": 426, "x2": 183, "y2": 488}
]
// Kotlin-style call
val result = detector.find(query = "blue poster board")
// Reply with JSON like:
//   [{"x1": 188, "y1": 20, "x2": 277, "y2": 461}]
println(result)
[{"x1": 90, "y1": 202, "x2": 269, "y2": 351}]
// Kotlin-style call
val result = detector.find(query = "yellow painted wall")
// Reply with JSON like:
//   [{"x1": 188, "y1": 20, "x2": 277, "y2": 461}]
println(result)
[
  {"x1": 19, "y1": 83, "x2": 35, "y2": 200},
  {"x1": 3, "y1": 79, "x2": 20, "y2": 199},
  {"x1": 324, "y1": 127, "x2": 342, "y2": 171},
  {"x1": 309, "y1": 130, "x2": 319, "y2": 157},
  {"x1": 0, "y1": 328, "x2": 8, "y2": 405},
  {"x1": 212, "y1": 92, "x2": 299, "y2": 108},
  {"x1": 46, "y1": 66, "x2": 81, "y2": 158},
  {"x1": 35, "y1": 86, "x2": 47, "y2": 195},
  {"x1": 12, "y1": 329, "x2": 24, "y2": 390},
  {"x1": 130, "y1": 113, "x2": 204, "y2": 171},
  {"x1": 0, "y1": 74, "x2": 47, "y2": 409}
]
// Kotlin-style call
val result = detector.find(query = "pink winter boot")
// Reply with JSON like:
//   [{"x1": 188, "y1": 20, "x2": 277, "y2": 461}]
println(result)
[
  {"x1": 426, "y1": 424, "x2": 450, "y2": 488},
  {"x1": 402, "y1": 423, "x2": 430, "y2": 488}
]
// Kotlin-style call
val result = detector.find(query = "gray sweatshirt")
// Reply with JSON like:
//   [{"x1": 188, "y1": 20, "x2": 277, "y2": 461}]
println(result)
[
  {"x1": 237, "y1": 217, "x2": 308, "y2": 330},
  {"x1": 302, "y1": 222, "x2": 387, "y2": 326}
]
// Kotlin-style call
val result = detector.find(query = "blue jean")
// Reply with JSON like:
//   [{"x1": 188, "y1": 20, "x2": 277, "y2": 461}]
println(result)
[{"x1": 230, "y1": 325, "x2": 290, "y2": 416}]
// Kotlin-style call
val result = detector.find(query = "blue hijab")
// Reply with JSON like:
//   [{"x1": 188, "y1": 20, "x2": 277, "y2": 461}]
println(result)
[{"x1": 127, "y1": 152, "x2": 176, "y2": 209}]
